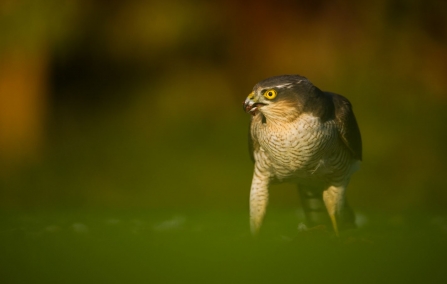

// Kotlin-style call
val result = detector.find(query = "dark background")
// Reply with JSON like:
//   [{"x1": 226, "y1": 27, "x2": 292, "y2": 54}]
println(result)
[{"x1": 1, "y1": 1, "x2": 447, "y2": 283}]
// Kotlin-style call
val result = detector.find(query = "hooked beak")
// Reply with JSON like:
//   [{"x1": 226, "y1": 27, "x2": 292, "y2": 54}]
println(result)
[{"x1": 243, "y1": 92, "x2": 265, "y2": 116}]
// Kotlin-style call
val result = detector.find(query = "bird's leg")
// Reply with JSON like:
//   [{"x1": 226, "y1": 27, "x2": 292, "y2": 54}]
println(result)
[
  {"x1": 249, "y1": 166, "x2": 270, "y2": 235},
  {"x1": 322, "y1": 185, "x2": 346, "y2": 236}
]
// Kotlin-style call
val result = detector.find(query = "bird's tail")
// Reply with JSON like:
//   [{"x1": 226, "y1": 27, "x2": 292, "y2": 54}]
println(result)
[
  {"x1": 298, "y1": 184, "x2": 356, "y2": 231},
  {"x1": 298, "y1": 184, "x2": 331, "y2": 228}
]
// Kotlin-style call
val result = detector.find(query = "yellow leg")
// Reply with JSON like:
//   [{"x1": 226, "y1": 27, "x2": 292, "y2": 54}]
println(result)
[
  {"x1": 329, "y1": 213, "x2": 339, "y2": 237},
  {"x1": 323, "y1": 185, "x2": 345, "y2": 237},
  {"x1": 249, "y1": 169, "x2": 270, "y2": 236}
]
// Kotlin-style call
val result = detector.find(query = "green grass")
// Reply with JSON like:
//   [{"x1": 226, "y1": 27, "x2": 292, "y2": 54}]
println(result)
[{"x1": 1, "y1": 209, "x2": 446, "y2": 284}]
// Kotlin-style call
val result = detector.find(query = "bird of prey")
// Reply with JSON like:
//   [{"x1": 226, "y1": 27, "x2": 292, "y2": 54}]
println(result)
[{"x1": 243, "y1": 75, "x2": 362, "y2": 236}]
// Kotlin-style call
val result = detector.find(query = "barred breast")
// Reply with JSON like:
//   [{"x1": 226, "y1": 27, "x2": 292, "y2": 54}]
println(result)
[{"x1": 252, "y1": 113, "x2": 353, "y2": 183}]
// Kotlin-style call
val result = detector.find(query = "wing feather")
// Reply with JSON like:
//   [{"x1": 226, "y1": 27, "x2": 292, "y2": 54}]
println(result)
[{"x1": 327, "y1": 92, "x2": 362, "y2": 161}]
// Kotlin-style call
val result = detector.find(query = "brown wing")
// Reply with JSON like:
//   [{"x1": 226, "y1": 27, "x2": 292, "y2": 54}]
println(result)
[{"x1": 327, "y1": 92, "x2": 362, "y2": 161}]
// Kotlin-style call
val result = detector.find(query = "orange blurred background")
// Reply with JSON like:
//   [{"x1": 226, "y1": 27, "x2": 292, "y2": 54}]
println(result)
[{"x1": 1, "y1": 0, "x2": 446, "y2": 211}]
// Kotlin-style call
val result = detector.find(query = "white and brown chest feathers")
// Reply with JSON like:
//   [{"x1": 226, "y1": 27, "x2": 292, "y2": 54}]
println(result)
[
  {"x1": 251, "y1": 113, "x2": 354, "y2": 183},
  {"x1": 244, "y1": 76, "x2": 362, "y2": 186}
]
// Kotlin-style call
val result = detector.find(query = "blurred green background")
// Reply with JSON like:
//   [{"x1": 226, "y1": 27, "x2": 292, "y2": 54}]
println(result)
[{"x1": 1, "y1": 0, "x2": 447, "y2": 283}]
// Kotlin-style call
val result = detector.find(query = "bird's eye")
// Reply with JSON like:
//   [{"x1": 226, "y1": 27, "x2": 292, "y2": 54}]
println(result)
[{"x1": 263, "y1": 89, "x2": 277, "y2": 100}]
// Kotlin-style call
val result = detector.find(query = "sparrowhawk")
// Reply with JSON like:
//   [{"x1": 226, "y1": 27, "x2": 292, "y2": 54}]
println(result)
[{"x1": 243, "y1": 75, "x2": 362, "y2": 235}]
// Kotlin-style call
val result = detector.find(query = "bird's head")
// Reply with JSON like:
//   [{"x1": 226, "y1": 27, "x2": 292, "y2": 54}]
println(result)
[{"x1": 243, "y1": 75, "x2": 314, "y2": 122}]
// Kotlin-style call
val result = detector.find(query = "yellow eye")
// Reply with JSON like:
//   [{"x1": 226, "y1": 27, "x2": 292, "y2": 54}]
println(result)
[{"x1": 263, "y1": 89, "x2": 277, "y2": 100}]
